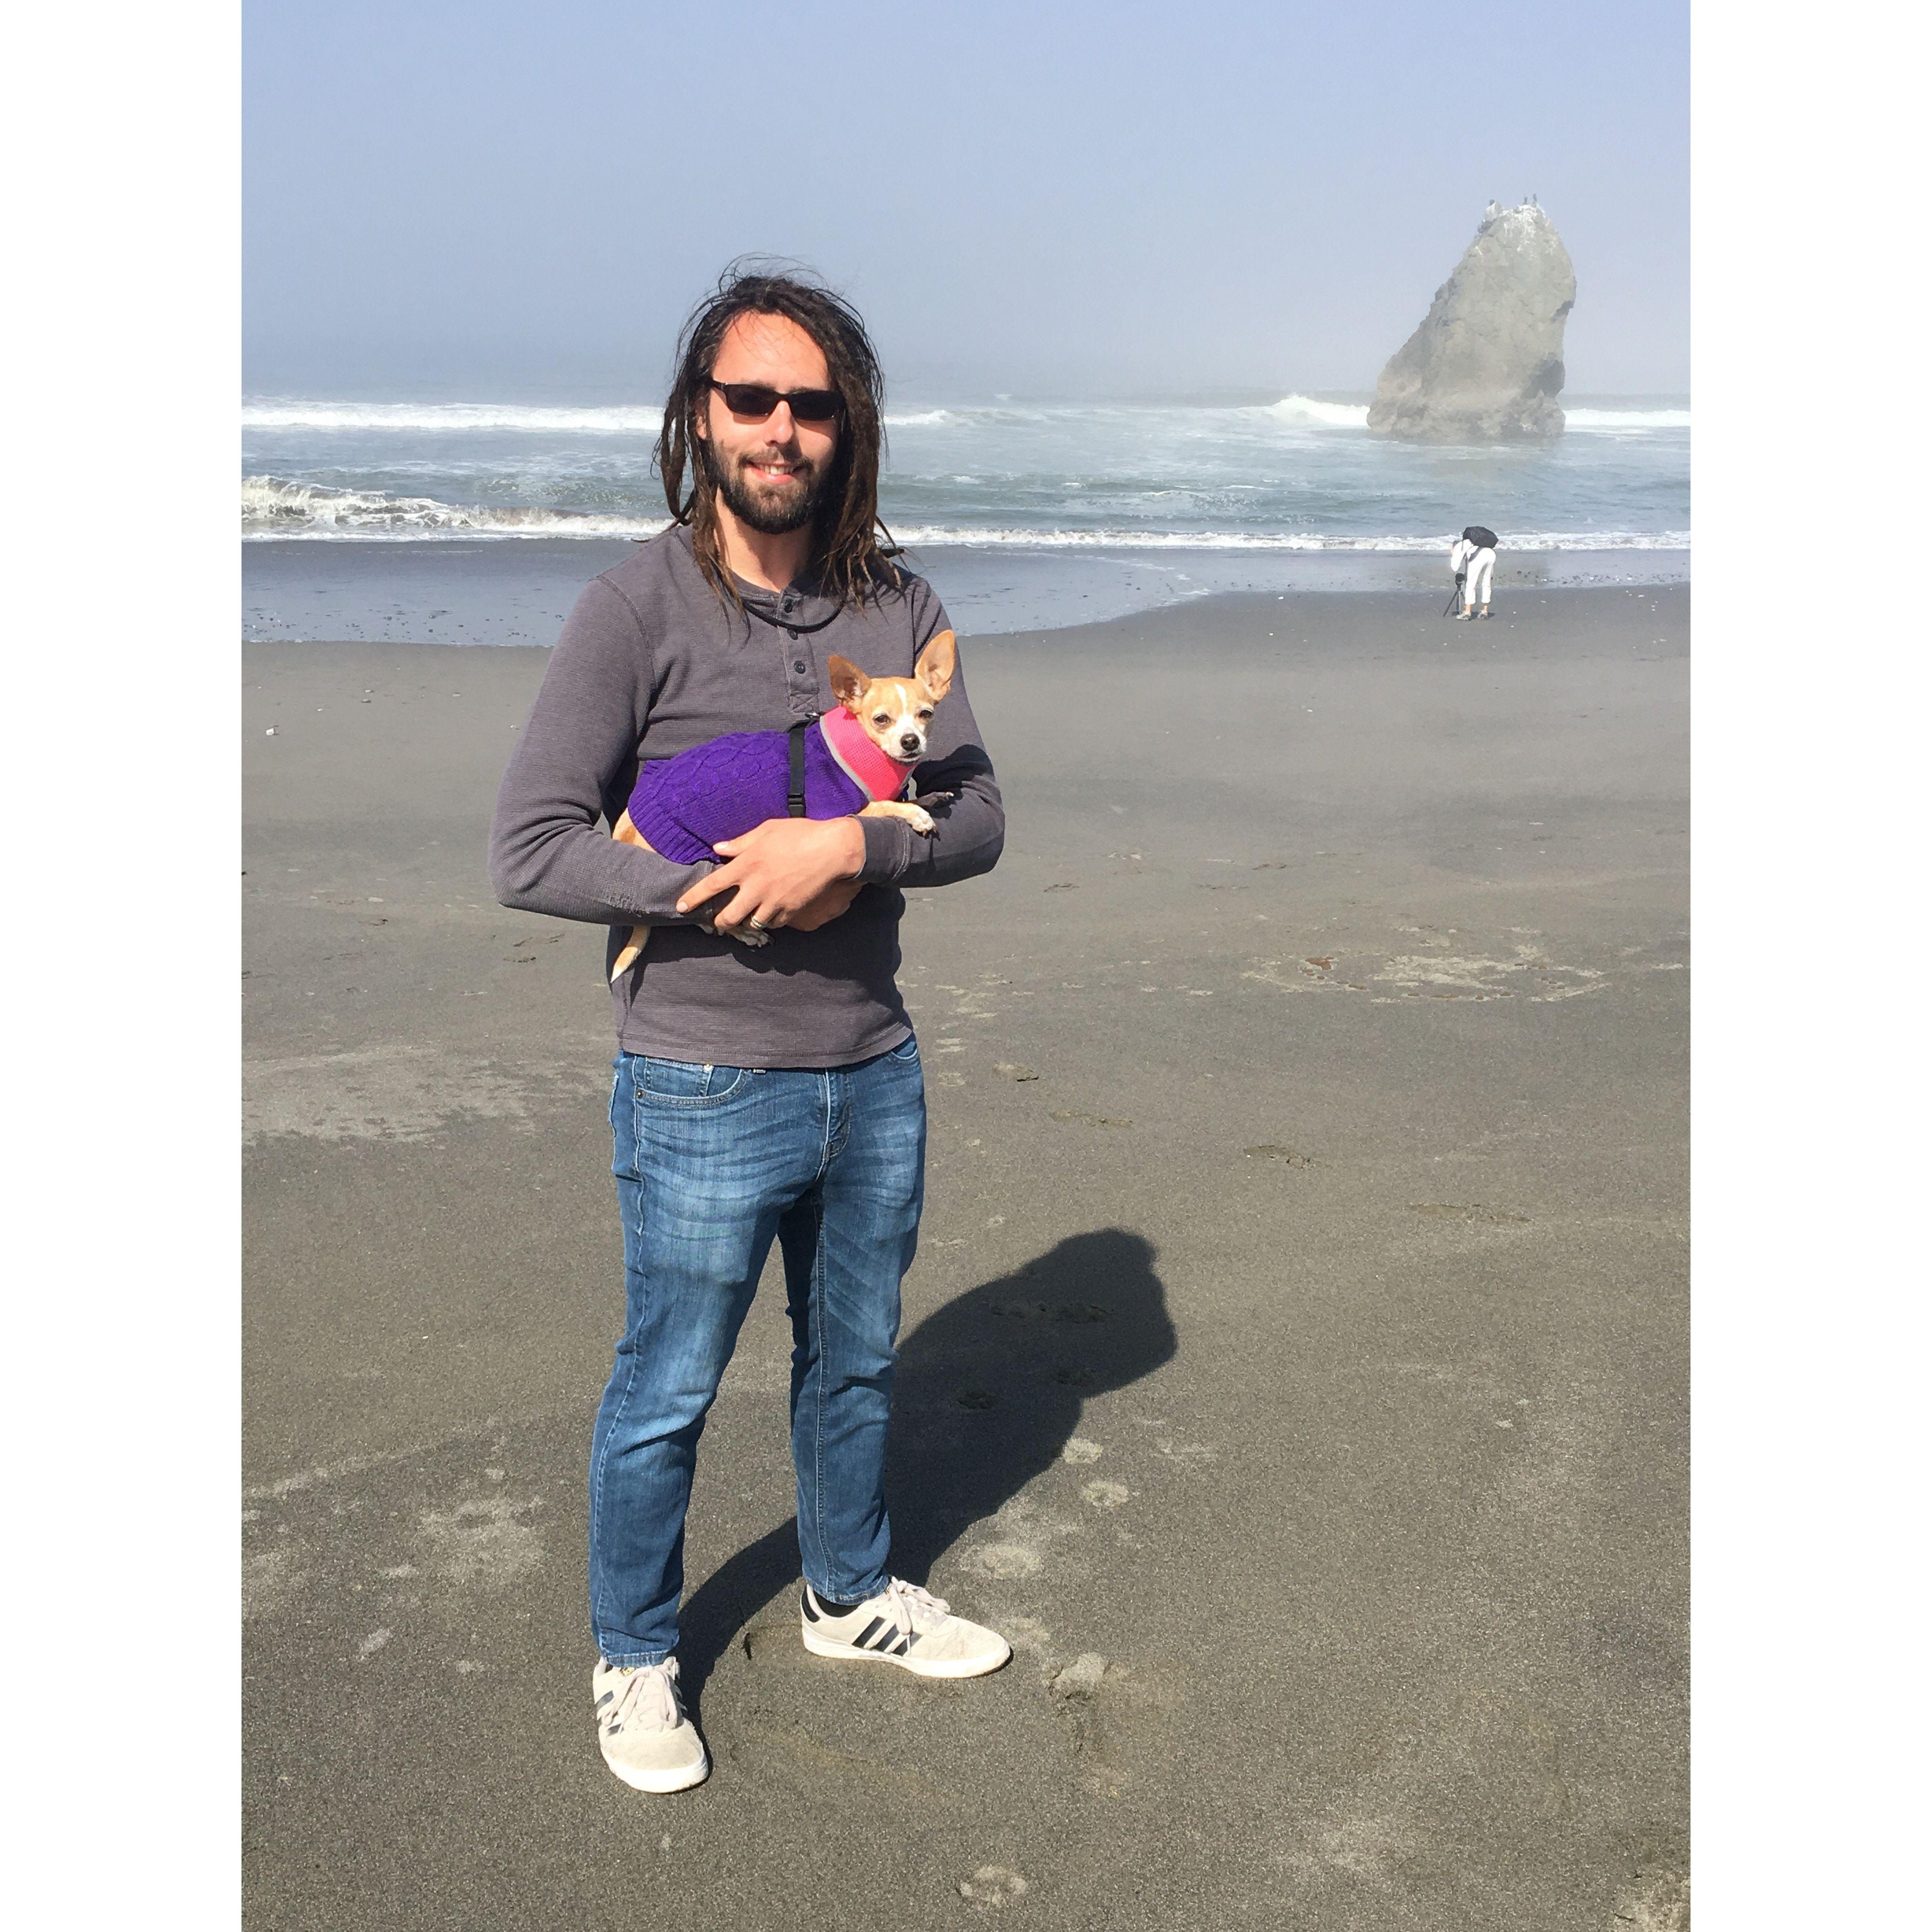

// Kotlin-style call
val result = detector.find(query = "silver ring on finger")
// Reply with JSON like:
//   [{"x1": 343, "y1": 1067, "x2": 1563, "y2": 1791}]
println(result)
[{"x1": 744, "y1": 916, "x2": 768, "y2": 934}]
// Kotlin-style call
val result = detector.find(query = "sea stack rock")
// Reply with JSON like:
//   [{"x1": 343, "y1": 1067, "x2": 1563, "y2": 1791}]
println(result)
[{"x1": 1367, "y1": 201, "x2": 1576, "y2": 443}]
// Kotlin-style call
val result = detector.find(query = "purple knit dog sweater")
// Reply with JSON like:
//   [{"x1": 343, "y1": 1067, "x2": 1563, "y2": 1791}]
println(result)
[{"x1": 625, "y1": 713, "x2": 910, "y2": 866}]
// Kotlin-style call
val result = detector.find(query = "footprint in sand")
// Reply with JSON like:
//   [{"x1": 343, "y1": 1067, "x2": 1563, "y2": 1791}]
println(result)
[
  {"x1": 1081, "y1": 1479, "x2": 1131, "y2": 1509},
  {"x1": 1000, "y1": 1615, "x2": 1055, "y2": 1660},
  {"x1": 1410, "y1": 1202, "x2": 1530, "y2": 1224},
  {"x1": 1613, "y1": 1862, "x2": 1690, "y2": 1931},
  {"x1": 957, "y1": 1866, "x2": 1028, "y2": 1910},
  {"x1": 1244, "y1": 1144, "x2": 1314, "y2": 1167},
  {"x1": 1049, "y1": 1653, "x2": 1108, "y2": 1700},
  {"x1": 1045, "y1": 1652, "x2": 1184, "y2": 1792},
  {"x1": 963, "y1": 1543, "x2": 1044, "y2": 1580}
]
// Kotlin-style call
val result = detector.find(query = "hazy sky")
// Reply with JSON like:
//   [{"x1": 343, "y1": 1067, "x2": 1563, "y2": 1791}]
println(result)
[{"x1": 245, "y1": 0, "x2": 1688, "y2": 401}]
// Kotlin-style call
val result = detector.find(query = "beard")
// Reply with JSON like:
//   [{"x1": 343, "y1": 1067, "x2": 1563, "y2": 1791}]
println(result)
[{"x1": 702, "y1": 437, "x2": 832, "y2": 536}]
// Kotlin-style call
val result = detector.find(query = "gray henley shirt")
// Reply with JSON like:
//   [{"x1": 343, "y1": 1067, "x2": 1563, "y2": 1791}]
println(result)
[{"x1": 487, "y1": 525, "x2": 1004, "y2": 1069}]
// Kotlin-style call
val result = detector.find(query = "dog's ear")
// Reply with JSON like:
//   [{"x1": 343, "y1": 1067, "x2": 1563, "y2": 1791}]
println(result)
[
  {"x1": 914, "y1": 630, "x2": 956, "y2": 704},
  {"x1": 827, "y1": 655, "x2": 868, "y2": 710}
]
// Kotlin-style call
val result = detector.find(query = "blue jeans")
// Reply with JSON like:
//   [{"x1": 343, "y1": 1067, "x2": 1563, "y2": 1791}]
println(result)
[{"x1": 590, "y1": 1035, "x2": 925, "y2": 1666}]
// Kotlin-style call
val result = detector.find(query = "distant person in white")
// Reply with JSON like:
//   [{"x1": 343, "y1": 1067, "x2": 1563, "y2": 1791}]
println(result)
[{"x1": 1450, "y1": 528, "x2": 1495, "y2": 620}]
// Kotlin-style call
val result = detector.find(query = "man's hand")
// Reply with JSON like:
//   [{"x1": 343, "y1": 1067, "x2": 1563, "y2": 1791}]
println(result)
[{"x1": 677, "y1": 816, "x2": 866, "y2": 935}]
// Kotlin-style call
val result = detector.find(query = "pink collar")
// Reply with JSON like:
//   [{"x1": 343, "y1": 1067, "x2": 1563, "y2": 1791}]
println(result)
[{"x1": 819, "y1": 703, "x2": 915, "y2": 802}]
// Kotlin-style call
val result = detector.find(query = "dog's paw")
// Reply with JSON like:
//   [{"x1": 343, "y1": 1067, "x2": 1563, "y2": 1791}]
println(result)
[
  {"x1": 734, "y1": 925, "x2": 772, "y2": 948},
  {"x1": 905, "y1": 806, "x2": 936, "y2": 835}
]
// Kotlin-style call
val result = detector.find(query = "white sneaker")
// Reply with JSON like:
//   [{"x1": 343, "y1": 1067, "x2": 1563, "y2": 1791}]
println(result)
[
  {"x1": 800, "y1": 1577, "x2": 1012, "y2": 1678},
  {"x1": 592, "y1": 1656, "x2": 709, "y2": 1793}
]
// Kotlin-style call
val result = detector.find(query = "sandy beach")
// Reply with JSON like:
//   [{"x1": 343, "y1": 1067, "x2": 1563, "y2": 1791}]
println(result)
[{"x1": 243, "y1": 585, "x2": 1688, "y2": 1929}]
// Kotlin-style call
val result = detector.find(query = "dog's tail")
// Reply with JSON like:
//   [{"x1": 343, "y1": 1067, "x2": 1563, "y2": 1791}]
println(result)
[{"x1": 610, "y1": 926, "x2": 648, "y2": 982}]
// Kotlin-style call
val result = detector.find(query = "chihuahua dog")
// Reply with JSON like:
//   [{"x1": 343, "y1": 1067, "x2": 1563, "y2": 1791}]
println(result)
[{"x1": 607, "y1": 630, "x2": 957, "y2": 979}]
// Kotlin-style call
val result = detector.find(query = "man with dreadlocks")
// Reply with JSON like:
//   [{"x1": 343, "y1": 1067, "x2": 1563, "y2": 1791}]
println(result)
[{"x1": 490, "y1": 267, "x2": 1009, "y2": 1793}]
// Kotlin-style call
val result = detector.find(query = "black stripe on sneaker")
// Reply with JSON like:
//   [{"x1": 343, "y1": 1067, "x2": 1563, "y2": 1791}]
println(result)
[
  {"x1": 853, "y1": 1616, "x2": 886, "y2": 1648},
  {"x1": 889, "y1": 1635, "x2": 910, "y2": 1655},
  {"x1": 871, "y1": 1625, "x2": 905, "y2": 1652},
  {"x1": 801, "y1": 1589, "x2": 821, "y2": 1623}
]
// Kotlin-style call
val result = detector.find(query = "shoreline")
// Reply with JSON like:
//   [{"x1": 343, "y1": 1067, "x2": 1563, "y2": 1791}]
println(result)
[{"x1": 243, "y1": 536, "x2": 1690, "y2": 646}]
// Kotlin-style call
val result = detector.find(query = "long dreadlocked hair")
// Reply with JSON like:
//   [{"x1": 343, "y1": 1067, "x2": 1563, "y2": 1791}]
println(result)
[{"x1": 655, "y1": 262, "x2": 902, "y2": 612}]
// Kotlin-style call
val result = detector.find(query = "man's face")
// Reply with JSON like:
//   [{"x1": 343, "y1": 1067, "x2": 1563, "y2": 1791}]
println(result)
[{"x1": 696, "y1": 312, "x2": 842, "y2": 536}]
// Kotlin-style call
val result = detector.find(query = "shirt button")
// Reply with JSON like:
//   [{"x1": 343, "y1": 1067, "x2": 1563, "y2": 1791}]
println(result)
[{"x1": 793, "y1": 659, "x2": 806, "y2": 673}]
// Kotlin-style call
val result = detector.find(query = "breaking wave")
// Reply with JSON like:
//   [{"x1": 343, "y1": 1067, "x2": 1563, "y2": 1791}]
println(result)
[
  {"x1": 1262, "y1": 395, "x2": 1372, "y2": 428},
  {"x1": 243, "y1": 394, "x2": 1686, "y2": 439},
  {"x1": 243, "y1": 478, "x2": 1683, "y2": 552},
  {"x1": 242, "y1": 400, "x2": 665, "y2": 434},
  {"x1": 886, "y1": 397, "x2": 1378, "y2": 431},
  {"x1": 1254, "y1": 397, "x2": 1687, "y2": 433},
  {"x1": 1564, "y1": 407, "x2": 1691, "y2": 430},
  {"x1": 242, "y1": 476, "x2": 670, "y2": 537}
]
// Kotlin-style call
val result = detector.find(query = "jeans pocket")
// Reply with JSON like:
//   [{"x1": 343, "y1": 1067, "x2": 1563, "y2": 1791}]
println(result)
[
  {"x1": 636, "y1": 1056, "x2": 755, "y2": 1109},
  {"x1": 885, "y1": 1032, "x2": 920, "y2": 1063}
]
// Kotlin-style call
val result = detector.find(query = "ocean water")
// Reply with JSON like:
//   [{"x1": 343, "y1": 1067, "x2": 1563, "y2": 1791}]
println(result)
[{"x1": 242, "y1": 392, "x2": 1688, "y2": 641}]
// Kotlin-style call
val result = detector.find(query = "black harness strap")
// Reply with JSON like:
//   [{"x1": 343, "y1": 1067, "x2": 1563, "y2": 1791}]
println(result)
[{"x1": 787, "y1": 720, "x2": 808, "y2": 817}]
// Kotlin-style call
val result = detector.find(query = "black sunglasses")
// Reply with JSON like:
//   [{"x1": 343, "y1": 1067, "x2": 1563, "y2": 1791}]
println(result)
[{"x1": 709, "y1": 380, "x2": 844, "y2": 425}]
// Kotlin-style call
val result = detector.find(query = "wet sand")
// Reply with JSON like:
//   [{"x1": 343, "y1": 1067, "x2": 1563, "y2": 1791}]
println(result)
[
  {"x1": 243, "y1": 584, "x2": 1688, "y2": 1930},
  {"x1": 243, "y1": 532, "x2": 1692, "y2": 643}
]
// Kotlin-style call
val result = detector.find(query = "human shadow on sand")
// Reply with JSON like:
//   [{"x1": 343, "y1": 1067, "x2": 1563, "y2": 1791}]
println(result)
[{"x1": 674, "y1": 1227, "x2": 1174, "y2": 1704}]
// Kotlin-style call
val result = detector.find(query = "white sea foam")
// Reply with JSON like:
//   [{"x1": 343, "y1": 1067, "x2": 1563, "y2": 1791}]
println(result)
[
  {"x1": 1256, "y1": 397, "x2": 1686, "y2": 433},
  {"x1": 243, "y1": 394, "x2": 1685, "y2": 438},
  {"x1": 242, "y1": 400, "x2": 665, "y2": 434},
  {"x1": 1254, "y1": 396, "x2": 1687, "y2": 433},
  {"x1": 889, "y1": 526, "x2": 1689, "y2": 552},
  {"x1": 242, "y1": 395, "x2": 1372, "y2": 440},
  {"x1": 1262, "y1": 395, "x2": 1372, "y2": 429},
  {"x1": 243, "y1": 479, "x2": 1684, "y2": 552},
  {"x1": 242, "y1": 476, "x2": 669, "y2": 537},
  {"x1": 888, "y1": 398, "x2": 1376, "y2": 431},
  {"x1": 1564, "y1": 407, "x2": 1691, "y2": 429}
]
